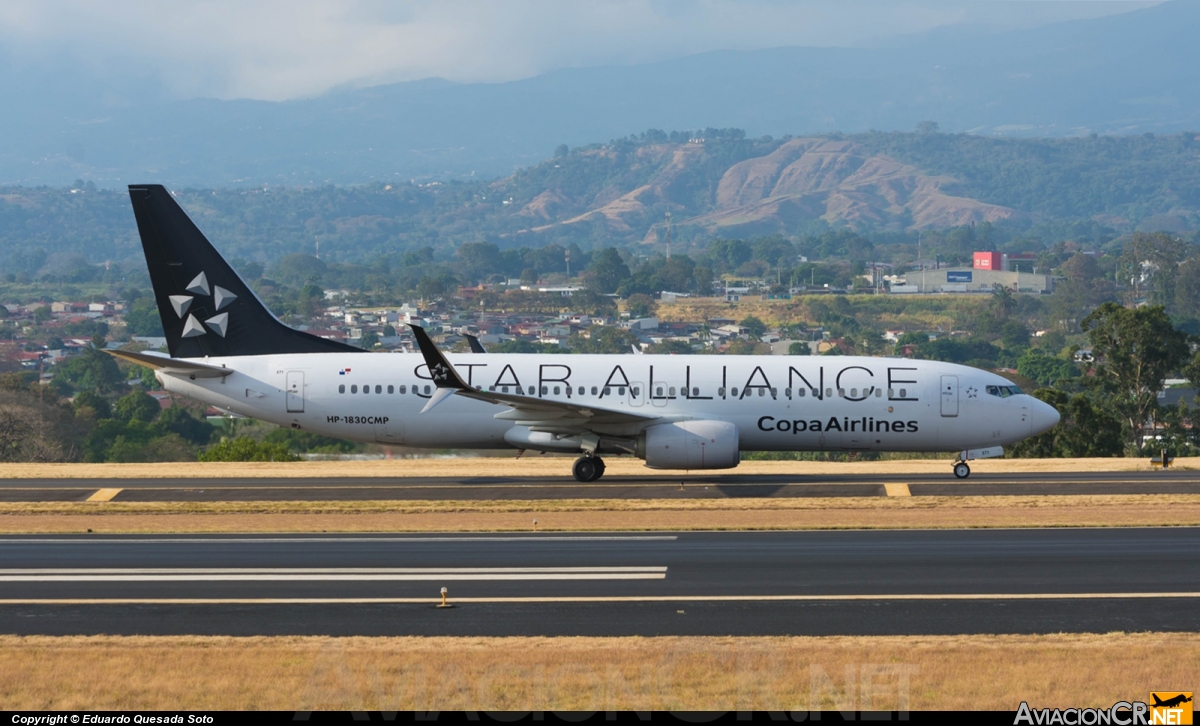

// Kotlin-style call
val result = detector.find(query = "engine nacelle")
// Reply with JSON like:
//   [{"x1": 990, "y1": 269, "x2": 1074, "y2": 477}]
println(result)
[{"x1": 638, "y1": 420, "x2": 739, "y2": 470}]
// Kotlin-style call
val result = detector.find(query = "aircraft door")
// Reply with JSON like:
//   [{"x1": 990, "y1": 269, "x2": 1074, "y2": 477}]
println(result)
[
  {"x1": 286, "y1": 371, "x2": 305, "y2": 413},
  {"x1": 940, "y1": 375, "x2": 958, "y2": 417},
  {"x1": 629, "y1": 382, "x2": 645, "y2": 407}
]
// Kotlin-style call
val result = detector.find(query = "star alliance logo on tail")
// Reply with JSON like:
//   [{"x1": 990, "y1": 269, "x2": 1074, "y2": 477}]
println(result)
[{"x1": 170, "y1": 272, "x2": 237, "y2": 338}]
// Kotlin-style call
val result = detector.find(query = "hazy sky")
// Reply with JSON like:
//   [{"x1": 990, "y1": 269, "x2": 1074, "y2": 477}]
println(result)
[{"x1": 0, "y1": 0, "x2": 1157, "y2": 102}]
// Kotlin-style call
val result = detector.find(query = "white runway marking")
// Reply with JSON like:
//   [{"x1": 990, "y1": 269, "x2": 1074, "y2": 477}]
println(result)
[{"x1": 0, "y1": 566, "x2": 668, "y2": 582}]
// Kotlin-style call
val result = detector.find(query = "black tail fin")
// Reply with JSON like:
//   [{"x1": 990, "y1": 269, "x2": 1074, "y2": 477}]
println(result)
[{"x1": 128, "y1": 184, "x2": 364, "y2": 358}]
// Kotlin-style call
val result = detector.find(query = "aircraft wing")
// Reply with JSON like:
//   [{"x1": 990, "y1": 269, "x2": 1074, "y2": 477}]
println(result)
[
  {"x1": 408, "y1": 324, "x2": 658, "y2": 428},
  {"x1": 105, "y1": 348, "x2": 233, "y2": 378}
]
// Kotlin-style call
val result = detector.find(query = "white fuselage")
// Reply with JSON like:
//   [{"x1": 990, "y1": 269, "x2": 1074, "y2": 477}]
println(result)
[{"x1": 158, "y1": 353, "x2": 1055, "y2": 456}]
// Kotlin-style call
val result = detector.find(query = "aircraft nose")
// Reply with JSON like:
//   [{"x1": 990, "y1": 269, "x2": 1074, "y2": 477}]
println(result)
[{"x1": 1030, "y1": 398, "x2": 1061, "y2": 435}]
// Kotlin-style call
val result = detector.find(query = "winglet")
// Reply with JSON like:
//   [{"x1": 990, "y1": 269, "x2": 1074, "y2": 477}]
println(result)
[
  {"x1": 464, "y1": 334, "x2": 486, "y2": 354},
  {"x1": 408, "y1": 324, "x2": 470, "y2": 413}
]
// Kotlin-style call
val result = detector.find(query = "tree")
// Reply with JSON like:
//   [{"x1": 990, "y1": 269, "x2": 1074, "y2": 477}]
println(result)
[
  {"x1": 72, "y1": 390, "x2": 112, "y2": 420},
  {"x1": 740, "y1": 316, "x2": 767, "y2": 339},
  {"x1": 114, "y1": 390, "x2": 161, "y2": 424},
  {"x1": 990, "y1": 285, "x2": 1016, "y2": 320},
  {"x1": 788, "y1": 342, "x2": 812, "y2": 356},
  {"x1": 123, "y1": 299, "x2": 164, "y2": 337},
  {"x1": 1120, "y1": 232, "x2": 1187, "y2": 309},
  {"x1": 52, "y1": 347, "x2": 124, "y2": 395},
  {"x1": 198, "y1": 437, "x2": 299, "y2": 462},
  {"x1": 155, "y1": 406, "x2": 216, "y2": 445},
  {"x1": 916, "y1": 120, "x2": 940, "y2": 134},
  {"x1": 625, "y1": 293, "x2": 658, "y2": 319},
  {"x1": 583, "y1": 248, "x2": 630, "y2": 294},
  {"x1": 358, "y1": 331, "x2": 380, "y2": 349},
  {"x1": 1009, "y1": 388, "x2": 1123, "y2": 458},
  {"x1": 1081, "y1": 303, "x2": 1189, "y2": 455},
  {"x1": 645, "y1": 340, "x2": 694, "y2": 355},
  {"x1": 33, "y1": 306, "x2": 52, "y2": 324}
]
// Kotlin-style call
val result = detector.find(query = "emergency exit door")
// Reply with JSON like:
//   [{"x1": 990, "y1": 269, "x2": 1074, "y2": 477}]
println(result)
[
  {"x1": 940, "y1": 375, "x2": 958, "y2": 417},
  {"x1": 286, "y1": 371, "x2": 305, "y2": 412}
]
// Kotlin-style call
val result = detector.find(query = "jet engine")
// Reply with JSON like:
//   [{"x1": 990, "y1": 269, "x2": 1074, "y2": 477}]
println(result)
[{"x1": 637, "y1": 420, "x2": 739, "y2": 470}]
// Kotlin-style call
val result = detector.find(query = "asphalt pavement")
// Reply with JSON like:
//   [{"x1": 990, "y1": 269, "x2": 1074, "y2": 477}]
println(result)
[
  {"x1": 4, "y1": 470, "x2": 1200, "y2": 502},
  {"x1": 1, "y1": 528, "x2": 1197, "y2": 636}
]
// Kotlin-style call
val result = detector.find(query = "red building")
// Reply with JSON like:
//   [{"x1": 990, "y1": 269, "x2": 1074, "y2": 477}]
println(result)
[{"x1": 973, "y1": 251, "x2": 1002, "y2": 270}]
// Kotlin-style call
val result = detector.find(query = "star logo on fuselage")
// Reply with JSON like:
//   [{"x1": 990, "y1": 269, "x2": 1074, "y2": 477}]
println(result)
[{"x1": 966, "y1": 386, "x2": 978, "y2": 398}]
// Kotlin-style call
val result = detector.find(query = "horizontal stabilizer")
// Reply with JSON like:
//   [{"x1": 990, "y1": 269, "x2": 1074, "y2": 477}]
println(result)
[{"x1": 105, "y1": 349, "x2": 232, "y2": 378}]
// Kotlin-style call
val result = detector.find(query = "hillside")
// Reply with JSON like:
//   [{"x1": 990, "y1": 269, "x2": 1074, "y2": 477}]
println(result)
[{"x1": 1, "y1": 129, "x2": 1199, "y2": 268}]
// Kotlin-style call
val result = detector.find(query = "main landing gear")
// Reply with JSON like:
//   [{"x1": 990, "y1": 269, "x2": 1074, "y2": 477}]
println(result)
[
  {"x1": 573, "y1": 456, "x2": 606, "y2": 482},
  {"x1": 953, "y1": 461, "x2": 971, "y2": 479}
]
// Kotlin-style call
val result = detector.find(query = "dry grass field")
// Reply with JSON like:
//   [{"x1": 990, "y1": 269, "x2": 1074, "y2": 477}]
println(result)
[
  {"x1": 3, "y1": 494, "x2": 1198, "y2": 533},
  {"x1": 0, "y1": 456, "x2": 1185, "y2": 479},
  {"x1": 1, "y1": 633, "x2": 1194, "y2": 711}
]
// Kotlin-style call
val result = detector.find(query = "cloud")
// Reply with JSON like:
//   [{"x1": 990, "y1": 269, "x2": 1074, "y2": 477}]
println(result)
[{"x1": 0, "y1": 0, "x2": 1155, "y2": 101}]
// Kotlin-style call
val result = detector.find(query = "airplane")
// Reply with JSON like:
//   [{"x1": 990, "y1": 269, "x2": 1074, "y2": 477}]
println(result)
[
  {"x1": 1152, "y1": 694, "x2": 1193, "y2": 709},
  {"x1": 109, "y1": 184, "x2": 1061, "y2": 482}
]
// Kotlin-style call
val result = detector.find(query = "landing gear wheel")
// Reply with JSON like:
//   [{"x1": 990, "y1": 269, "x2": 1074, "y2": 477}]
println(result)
[
  {"x1": 953, "y1": 462, "x2": 971, "y2": 479},
  {"x1": 593, "y1": 457, "x2": 606, "y2": 480},
  {"x1": 573, "y1": 457, "x2": 599, "y2": 482}
]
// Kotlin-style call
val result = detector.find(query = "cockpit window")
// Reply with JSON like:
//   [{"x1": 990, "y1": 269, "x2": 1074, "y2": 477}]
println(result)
[{"x1": 986, "y1": 385, "x2": 1023, "y2": 398}]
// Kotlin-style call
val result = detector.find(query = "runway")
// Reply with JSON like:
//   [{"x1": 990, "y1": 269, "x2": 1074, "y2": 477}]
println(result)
[
  {"x1": 4, "y1": 470, "x2": 1200, "y2": 502},
  {"x1": 1, "y1": 528, "x2": 1198, "y2": 636}
]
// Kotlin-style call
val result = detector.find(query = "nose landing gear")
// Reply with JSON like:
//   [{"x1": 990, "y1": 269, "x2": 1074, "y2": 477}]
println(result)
[
  {"x1": 573, "y1": 456, "x2": 606, "y2": 482},
  {"x1": 953, "y1": 461, "x2": 971, "y2": 479}
]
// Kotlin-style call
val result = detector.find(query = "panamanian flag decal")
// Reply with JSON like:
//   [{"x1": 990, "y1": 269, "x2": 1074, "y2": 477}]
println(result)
[{"x1": 339, "y1": 368, "x2": 351, "y2": 375}]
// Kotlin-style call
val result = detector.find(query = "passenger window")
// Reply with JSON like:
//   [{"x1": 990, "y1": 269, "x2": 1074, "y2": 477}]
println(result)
[
  {"x1": 540, "y1": 386, "x2": 548, "y2": 395},
  {"x1": 770, "y1": 388, "x2": 777, "y2": 397},
  {"x1": 578, "y1": 387, "x2": 585, "y2": 395},
  {"x1": 811, "y1": 389, "x2": 819, "y2": 398},
  {"x1": 888, "y1": 388, "x2": 894, "y2": 397},
  {"x1": 798, "y1": 388, "x2": 806, "y2": 397},
  {"x1": 900, "y1": 388, "x2": 907, "y2": 398},
  {"x1": 528, "y1": 386, "x2": 535, "y2": 395},
  {"x1": 618, "y1": 386, "x2": 626, "y2": 395},
  {"x1": 757, "y1": 388, "x2": 764, "y2": 397},
  {"x1": 692, "y1": 387, "x2": 699, "y2": 397},
  {"x1": 838, "y1": 389, "x2": 845, "y2": 397},
  {"x1": 669, "y1": 387, "x2": 676, "y2": 396},
  {"x1": 351, "y1": 385, "x2": 358, "y2": 393},
  {"x1": 718, "y1": 387, "x2": 726, "y2": 397},
  {"x1": 375, "y1": 385, "x2": 382, "y2": 394},
  {"x1": 399, "y1": 385, "x2": 407, "y2": 394},
  {"x1": 851, "y1": 388, "x2": 857, "y2": 397},
  {"x1": 554, "y1": 386, "x2": 561, "y2": 395},
  {"x1": 656, "y1": 387, "x2": 663, "y2": 396},
  {"x1": 424, "y1": 385, "x2": 431, "y2": 394},
  {"x1": 363, "y1": 386, "x2": 369, "y2": 394},
  {"x1": 591, "y1": 387, "x2": 598, "y2": 395},
  {"x1": 875, "y1": 388, "x2": 882, "y2": 397},
  {"x1": 826, "y1": 388, "x2": 833, "y2": 397},
  {"x1": 339, "y1": 384, "x2": 345, "y2": 394},
  {"x1": 387, "y1": 385, "x2": 394, "y2": 394},
  {"x1": 603, "y1": 387, "x2": 611, "y2": 395},
  {"x1": 732, "y1": 388, "x2": 739, "y2": 397},
  {"x1": 632, "y1": 387, "x2": 639, "y2": 396}
]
